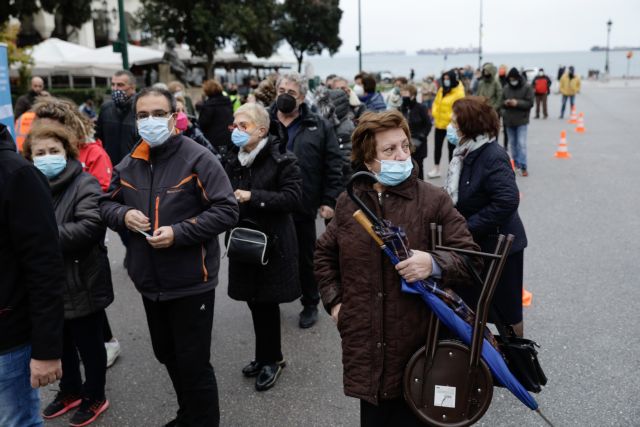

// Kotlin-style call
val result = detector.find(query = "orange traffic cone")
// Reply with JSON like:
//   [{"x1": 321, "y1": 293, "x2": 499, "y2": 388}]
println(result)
[
  {"x1": 567, "y1": 106, "x2": 578, "y2": 124},
  {"x1": 522, "y1": 288, "x2": 532, "y2": 307},
  {"x1": 575, "y1": 113, "x2": 585, "y2": 133},
  {"x1": 554, "y1": 130, "x2": 571, "y2": 158}
]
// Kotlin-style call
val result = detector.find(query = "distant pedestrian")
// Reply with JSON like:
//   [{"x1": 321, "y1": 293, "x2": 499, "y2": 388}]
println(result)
[
  {"x1": 400, "y1": 84, "x2": 431, "y2": 179},
  {"x1": 224, "y1": 103, "x2": 302, "y2": 392},
  {"x1": 445, "y1": 96, "x2": 527, "y2": 337},
  {"x1": 0, "y1": 123, "x2": 65, "y2": 427},
  {"x1": 95, "y1": 70, "x2": 138, "y2": 166},
  {"x1": 428, "y1": 69, "x2": 465, "y2": 179},
  {"x1": 100, "y1": 87, "x2": 239, "y2": 427},
  {"x1": 531, "y1": 68, "x2": 552, "y2": 119},
  {"x1": 501, "y1": 67, "x2": 534, "y2": 176},
  {"x1": 386, "y1": 77, "x2": 407, "y2": 110},
  {"x1": 23, "y1": 122, "x2": 113, "y2": 426},
  {"x1": 359, "y1": 74, "x2": 387, "y2": 112},
  {"x1": 559, "y1": 66, "x2": 581, "y2": 119},
  {"x1": 174, "y1": 97, "x2": 218, "y2": 155},
  {"x1": 167, "y1": 80, "x2": 196, "y2": 116},
  {"x1": 498, "y1": 64, "x2": 508, "y2": 88},
  {"x1": 270, "y1": 72, "x2": 343, "y2": 329},
  {"x1": 198, "y1": 79, "x2": 234, "y2": 156},
  {"x1": 332, "y1": 76, "x2": 366, "y2": 119},
  {"x1": 79, "y1": 98, "x2": 97, "y2": 121},
  {"x1": 420, "y1": 75, "x2": 438, "y2": 113},
  {"x1": 476, "y1": 63, "x2": 503, "y2": 112},
  {"x1": 410, "y1": 68, "x2": 415, "y2": 81},
  {"x1": 14, "y1": 76, "x2": 48, "y2": 118}
]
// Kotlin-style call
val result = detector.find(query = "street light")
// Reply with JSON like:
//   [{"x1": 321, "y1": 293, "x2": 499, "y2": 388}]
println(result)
[
  {"x1": 478, "y1": 0, "x2": 483, "y2": 69},
  {"x1": 356, "y1": 0, "x2": 362, "y2": 73},
  {"x1": 605, "y1": 19, "x2": 612, "y2": 74}
]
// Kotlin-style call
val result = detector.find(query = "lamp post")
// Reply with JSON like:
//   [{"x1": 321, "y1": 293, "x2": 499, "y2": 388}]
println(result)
[
  {"x1": 478, "y1": 0, "x2": 483, "y2": 69},
  {"x1": 112, "y1": 0, "x2": 129, "y2": 69},
  {"x1": 357, "y1": 0, "x2": 362, "y2": 73},
  {"x1": 605, "y1": 19, "x2": 612, "y2": 74}
]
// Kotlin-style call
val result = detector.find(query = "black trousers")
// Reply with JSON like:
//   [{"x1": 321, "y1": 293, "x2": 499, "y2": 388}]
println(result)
[
  {"x1": 247, "y1": 302, "x2": 282, "y2": 363},
  {"x1": 411, "y1": 138, "x2": 428, "y2": 180},
  {"x1": 295, "y1": 218, "x2": 320, "y2": 307},
  {"x1": 360, "y1": 399, "x2": 423, "y2": 427},
  {"x1": 433, "y1": 128, "x2": 454, "y2": 166},
  {"x1": 103, "y1": 311, "x2": 113, "y2": 342},
  {"x1": 60, "y1": 309, "x2": 106, "y2": 401},
  {"x1": 143, "y1": 290, "x2": 219, "y2": 427}
]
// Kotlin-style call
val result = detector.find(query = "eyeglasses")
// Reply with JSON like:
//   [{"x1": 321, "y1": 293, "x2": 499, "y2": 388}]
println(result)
[{"x1": 136, "y1": 110, "x2": 171, "y2": 120}]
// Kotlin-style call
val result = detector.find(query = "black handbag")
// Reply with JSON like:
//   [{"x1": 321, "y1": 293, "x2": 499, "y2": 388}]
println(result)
[
  {"x1": 224, "y1": 220, "x2": 269, "y2": 266},
  {"x1": 461, "y1": 255, "x2": 548, "y2": 393}
]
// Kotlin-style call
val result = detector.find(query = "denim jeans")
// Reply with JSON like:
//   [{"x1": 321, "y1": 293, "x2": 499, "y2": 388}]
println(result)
[
  {"x1": 560, "y1": 95, "x2": 575, "y2": 118},
  {"x1": 0, "y1": 345, "x2": 43, "y2": 427},
  {"x1": 506, "y1": 125, "x2": 528, "y2": 170}
]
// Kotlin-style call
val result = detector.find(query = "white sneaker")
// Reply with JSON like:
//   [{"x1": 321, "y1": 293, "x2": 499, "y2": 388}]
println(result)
[
  {"x1": 105, "y1": 339, "x2": 121, "y2": 368},
  {"x1": 426, "y1": 167, "x2": 441, "y2": 179}
]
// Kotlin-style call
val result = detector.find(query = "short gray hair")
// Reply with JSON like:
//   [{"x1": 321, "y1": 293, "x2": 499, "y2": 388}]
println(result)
[
  {"x1": 113, "y1": 70, "x2": 136, "y2": 87},
  {"x1": 276, "y1": 72, "x2": 308, "y2": 97},
  {"x1": 234, "y1": 103, "x2": 270, "y2": 130}
]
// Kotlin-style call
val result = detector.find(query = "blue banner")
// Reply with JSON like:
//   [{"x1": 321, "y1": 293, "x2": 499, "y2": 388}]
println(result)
[{"x1": 0, "y1": 44, "x2": 15, "y2": 141}]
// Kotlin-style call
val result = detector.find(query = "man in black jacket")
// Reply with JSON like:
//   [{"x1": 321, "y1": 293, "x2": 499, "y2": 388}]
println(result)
[
  {"x1": 271, "y1": 73, "x2": 343, "y2": 328},
  {"x1": 96, "y1": 70, "x2": 138, "y2": 166},
  {"x1": 100, "y1": 88, "x2": 238, "y2": 427},
  {"x1": 0, "y1": 123, "x2": 65, "y2": 426},
  {"x1": 13, "y1": 76, "x2": 47, "y2": 118}
]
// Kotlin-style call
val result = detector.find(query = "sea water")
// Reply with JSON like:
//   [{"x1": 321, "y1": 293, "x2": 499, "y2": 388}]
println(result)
[{"x1": 306, "y1": 50, "x2": 639, "y2": 80}]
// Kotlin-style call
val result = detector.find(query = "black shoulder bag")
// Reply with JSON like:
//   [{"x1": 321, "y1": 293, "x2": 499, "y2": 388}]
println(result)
[{"x1": 224, "y1": 219, "x2": 269, "y2": 266}]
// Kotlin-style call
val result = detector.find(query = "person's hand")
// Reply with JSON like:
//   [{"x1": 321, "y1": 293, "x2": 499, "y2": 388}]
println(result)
[
  {"x1": 508, "y1": 99, "x2": 518, "y2": 107},
  {"x1": 234, "y1": 190, "x2": 251, "y2": 203},
  {"x1": 30, "y1": 359, "x2": 62, "y2": 388},
  {"x1": 125, "y1": 209, "x2": 150, "y2": 232},
  {"x1": 147, "y1": 226, "x2": 174, "y2": 249},
  {"x1": 319, "y1": 205, "x2": 335, "y2": 219},
  {"x1": 395, "y1": 250, "x2": 433, "y2": 283},
  {"x1": 331, "y1": 303, "x2": 342, "y2": 324}
]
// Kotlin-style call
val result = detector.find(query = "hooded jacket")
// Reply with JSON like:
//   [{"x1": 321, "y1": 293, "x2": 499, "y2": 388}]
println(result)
[
  {"x1": 198, "y1": 94, "x2": 234, "y2": 152},
  {"x1": 501, "y1": 68, "x2": 534, "y2": 127},
  {"x1": 100, "y1": 134, "x2": 239, "y2": 301},
  {"x1": 559, "y1": 70, "x2": 581, "y2": 96},
  {"x1": 476, "y1": 63, "x2": 503, "y2": 111},
  {"x1": 95, "y1": 97, "x2": 138, "y2": 166},
  {"x1": 0, "y1": 124, "x2": 65, "y2": 359},
  {"x1": 432, "y1": 71, "x2": 466, "y2": 130}
]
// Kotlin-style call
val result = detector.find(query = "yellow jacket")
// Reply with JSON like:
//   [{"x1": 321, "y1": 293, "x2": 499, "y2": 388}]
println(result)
[
  {"x1": 559, "y1": 73, "x2": 581, "y2": 96},
  {"x1": 432, "y1": 82, "x2": 466, "y2": 129}
]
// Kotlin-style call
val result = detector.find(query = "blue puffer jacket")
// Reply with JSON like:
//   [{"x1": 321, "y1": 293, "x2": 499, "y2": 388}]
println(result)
[
  {"x1": 455, "y1": 140, "x2": 527, "y2": 254},
  {"x1": 360, "y1": 92, "x2": 387, "y2": 112}
]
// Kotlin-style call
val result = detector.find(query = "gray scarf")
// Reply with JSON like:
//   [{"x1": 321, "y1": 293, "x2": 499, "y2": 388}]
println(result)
[
  {"x1": 444, "y1": 134, "x2": 492, "y2": 205},
  {"x1": 238, "y1": 137, "x2": 269, "y2": 167}
]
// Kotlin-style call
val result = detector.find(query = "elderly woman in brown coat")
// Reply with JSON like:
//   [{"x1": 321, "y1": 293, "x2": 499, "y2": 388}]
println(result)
[{"x1": 315, "y1": 110, "x2": 480, "y2": 426}]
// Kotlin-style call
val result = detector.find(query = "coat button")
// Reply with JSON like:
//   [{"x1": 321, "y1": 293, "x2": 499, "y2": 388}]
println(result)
[
  {"x1": 377, "y1": 292, "x2": 383, "y2": 298},
  {"x1": 466, "y1": 180, "x2": 470, "y2": 184},
  {"x1": 260, "y1": 202, "x2": 265, "y2": 207},
  {"x1": 376, "y1": 342, "x2": 381, "y2": 348},
  {"x1": 383, "y1": 392, "x2": 388, "y2": 397}
]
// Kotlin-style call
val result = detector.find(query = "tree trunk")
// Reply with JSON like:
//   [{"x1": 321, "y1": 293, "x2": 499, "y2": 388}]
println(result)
[
  {"x1": 205, "y1": 52, "x2": 214, "y2": 79},
  {"x1": 296, "y1": 52, "x2": 304, "y2": 73}
]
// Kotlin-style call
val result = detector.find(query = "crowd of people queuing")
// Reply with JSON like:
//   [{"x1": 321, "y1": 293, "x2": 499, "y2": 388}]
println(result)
[{"x1": 0, "y1": 61, "x2": 577, "y2": 426}]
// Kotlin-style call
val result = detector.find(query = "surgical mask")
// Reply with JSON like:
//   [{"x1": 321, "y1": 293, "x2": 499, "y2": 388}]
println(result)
[
  {"x1": 174, "y1": 90, "x2": 184, "y2": 98},
  {"x1": 34, "y1": 154, "x2": 66, "y2": 179},
  {"x1": 509, "y1": 79, "x2": 519, "y2": 86},
  {"x1": 374, "y1": 157, "x2": 413, "y2": 187},
  {"x1": 276, "y1": 94, "x2": 297, "y2": 114},
  {"x1": 111, "y1": 89, "x2": 130, "y2": 108},
  {"x1": 538, "y1": 71, "x2": 544, "y2": 76},
  {"x1": 137, "y1": 116, "x2": 173, "y2": 147},
  {"x1": 175, "y1": 112, "x2": 189, "y2": 132},
  {"x1": 443, "y1": 80, "x2": 451, "y2": 88},
  {"x1": 353, "y1": 84, "x2": 365, "y2": 96},
  {"x1": 231, "y1": 128, "x2": 252, "y2": 148},
  {"x1": 446, "y1": 123, "x2": 461, "y2": 146}
]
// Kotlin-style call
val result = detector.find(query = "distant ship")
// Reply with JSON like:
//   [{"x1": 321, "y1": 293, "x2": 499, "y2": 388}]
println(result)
[
  {"x1": 417, "y1": 47, "x2": 480, "y2": 55},
  {"x1": 363, "y1": 50, "x2": 406, "y2": 56},
  {"x1": 590, "y1": 46, "x2": 639, "y2": 52}
]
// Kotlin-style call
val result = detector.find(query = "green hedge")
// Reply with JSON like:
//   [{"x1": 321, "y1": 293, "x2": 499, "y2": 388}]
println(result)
[{"x1": 10, "y1": 88, "x2": 108, "y2": 109}]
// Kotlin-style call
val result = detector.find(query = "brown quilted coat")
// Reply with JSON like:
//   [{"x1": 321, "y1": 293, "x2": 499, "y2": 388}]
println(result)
[{"x1": 314, "y1": 171, "x2": 480, "y2": 405}]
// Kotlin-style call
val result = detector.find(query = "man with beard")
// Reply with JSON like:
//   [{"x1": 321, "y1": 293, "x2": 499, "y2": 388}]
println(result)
[
  {"x1": 270, "y1": 72, "x2": 343, "y2": 329},
  {"x1": 14, "y1": 76, "x2": 48, "y2": 119}
]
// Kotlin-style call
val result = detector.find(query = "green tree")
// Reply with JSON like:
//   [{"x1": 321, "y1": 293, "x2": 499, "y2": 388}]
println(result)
[
  {"x1": 0, "y1": 0, "x2": 40, "y2": 26},
  {"x1": 0, "y1": 22, "x2": 33, "y2": 91},
  {"x1": 138, "y1": 0, "x2": 280, "y2": 78},
  {"x1": 40, "y1": 0, "x2": 93, "y2": 41},
  {"x1": 278, "y1": 0, "x2": 342, "y2": 72}
]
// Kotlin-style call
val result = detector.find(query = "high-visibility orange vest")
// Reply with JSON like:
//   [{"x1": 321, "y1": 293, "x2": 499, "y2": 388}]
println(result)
[{"x1": 15, "y1": 111, "x2": 36, "y2": 153}]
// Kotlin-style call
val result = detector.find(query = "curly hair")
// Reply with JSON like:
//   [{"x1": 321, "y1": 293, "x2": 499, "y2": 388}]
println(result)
[
  {"x1": 351, "y1": 110, "x2": 412, "y2": 167},
  {"x1": 31, "y1": 97, "x2": 94, "y2": 145},
  {"x1": 254, "y1": 78, "x2": 277, "y2": 107},
  {"x1": 23, "y1": 121, "x2": 78, "y2": 162}
]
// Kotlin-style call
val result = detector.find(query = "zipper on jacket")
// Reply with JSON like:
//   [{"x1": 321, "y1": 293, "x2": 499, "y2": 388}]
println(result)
[{"x1": 147, "y1": 161, "x2": 162, "y2": 299}]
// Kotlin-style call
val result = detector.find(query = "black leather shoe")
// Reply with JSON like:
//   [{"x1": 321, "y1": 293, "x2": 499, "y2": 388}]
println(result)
[
  {"x1": 255, "y1": 363, "x2": 284, "y2": 391},
  {"x1": 299, "y1": 305, "x2": 318, "y2": 329},
  {"x1": 242, "y1": 361, "x2": 263, "y2": 377}
]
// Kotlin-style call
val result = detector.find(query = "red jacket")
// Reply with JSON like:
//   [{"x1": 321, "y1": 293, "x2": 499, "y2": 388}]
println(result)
[{"x1": 78, "y1": 139, "x2": 113, "y2": 192}]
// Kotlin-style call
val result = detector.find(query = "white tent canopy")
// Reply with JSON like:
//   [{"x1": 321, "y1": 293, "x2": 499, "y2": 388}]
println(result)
[{"x1": 25, "y1": 38, "x2": 120, "y2": 77}]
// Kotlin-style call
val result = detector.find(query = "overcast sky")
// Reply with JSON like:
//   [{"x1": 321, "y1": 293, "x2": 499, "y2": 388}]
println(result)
[{"x1": 317, "y1": 0, "x2": 640, "y2": 56}]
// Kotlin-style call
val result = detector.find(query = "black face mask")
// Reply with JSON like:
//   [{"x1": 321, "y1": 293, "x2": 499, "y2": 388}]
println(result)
[
  {"x1": 276, "y1": 94, "x2": 297, "y2": 114},
  {"x1": 402, "y1": 96, "x2": 411, "y2": 107}
]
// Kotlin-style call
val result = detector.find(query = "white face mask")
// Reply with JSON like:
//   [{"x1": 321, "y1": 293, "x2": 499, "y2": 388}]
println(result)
[{"x1": 353, "y1": 84, "x2": 365, "y2": 96}]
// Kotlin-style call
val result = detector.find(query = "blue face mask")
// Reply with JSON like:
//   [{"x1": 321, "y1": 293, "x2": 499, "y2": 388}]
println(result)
[
  {"x1": 375, "y1": 157, "x2": 413, "y2": 187},
  {"x1": 446, "y1": 123, "x2": 461, "y2": 146},
  {"x1": 443, "y1": 80, "x2": 451, "y2": 88},
  {"x1": 34, "y1": 154, "x2": 66, "y2": 179},
  {"x1": 231, "y1": 128, "x2": 251, "y2": 148},
  {"x1": 137, "y1": 116, "x2": 173, "y2": 147}
]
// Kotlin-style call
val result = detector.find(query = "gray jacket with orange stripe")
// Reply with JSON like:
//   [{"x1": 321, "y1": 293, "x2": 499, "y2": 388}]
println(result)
[{"x1": 100, "y1": 134, "x2": 239, "y2": 301}]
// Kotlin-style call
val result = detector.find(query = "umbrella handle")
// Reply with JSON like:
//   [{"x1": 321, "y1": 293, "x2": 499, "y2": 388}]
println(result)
[
  {"x1": 353, "y1": 210, "x2": 384, "y2": 246},
  {"x1": 347, "y1": 171, "x2": 384, "y2": 227}
]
